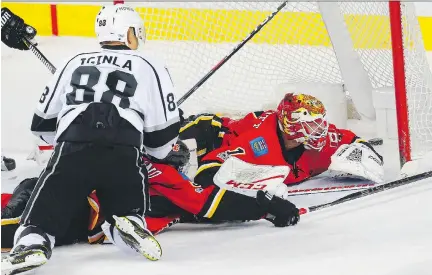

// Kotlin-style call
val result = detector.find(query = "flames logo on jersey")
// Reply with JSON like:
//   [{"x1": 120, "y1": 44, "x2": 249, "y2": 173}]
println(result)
[
  {"x1": 216, "y1": 147, "x2": 245, "y2": 161},
  {"x1": 172, "y1": 143, "x2": 180, "y2": 152}
]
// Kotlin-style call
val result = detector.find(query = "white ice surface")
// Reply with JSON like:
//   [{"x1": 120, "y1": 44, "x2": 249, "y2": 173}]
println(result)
[
  {"x1": 4, "y1": 168, "x2": 432, "y2": 275},
  {"x1": 2, "y1": 37, "x2": 432, "y2": 275}
]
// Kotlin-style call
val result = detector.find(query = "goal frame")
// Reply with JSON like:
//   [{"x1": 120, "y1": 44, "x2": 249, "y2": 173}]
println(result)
[{"x1": 116, "y1": 0, "x2": 418, "y2": 166}]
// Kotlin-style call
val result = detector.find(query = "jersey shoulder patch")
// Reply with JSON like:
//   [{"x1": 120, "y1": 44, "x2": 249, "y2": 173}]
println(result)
[{"x1": 249, "y1": 137, "x2": 268, "y2": 157}]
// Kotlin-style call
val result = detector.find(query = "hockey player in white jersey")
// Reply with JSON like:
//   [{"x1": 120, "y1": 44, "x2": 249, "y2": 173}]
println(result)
[{"x1": 2, "y1": 4, "x2": 180, "y2": 274}]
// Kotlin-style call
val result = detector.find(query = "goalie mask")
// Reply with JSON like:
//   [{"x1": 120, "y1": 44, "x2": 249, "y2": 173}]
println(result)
[{"x1": 276, "y1": 93, "x2": 329, "y2": 151}]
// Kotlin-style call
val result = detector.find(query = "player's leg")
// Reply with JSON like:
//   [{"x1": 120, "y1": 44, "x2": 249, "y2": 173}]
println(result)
[
  {"x1": 96, "y1": 145, "x2": 162, "y2": 261},
  {"x1": 2, "y1": 142, "x2": 95, "y2": 274},
  {"x1": 1, "y1": 178, "x2": 38, "y2": 252},
  {"x1": 2, "y1": 176, "x2": 92, "y2": 254}
]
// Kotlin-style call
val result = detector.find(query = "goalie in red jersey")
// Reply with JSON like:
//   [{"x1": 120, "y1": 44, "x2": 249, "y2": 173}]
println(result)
[{"x1": 180, "y1": 93, "x2": 384, "y2": 189}]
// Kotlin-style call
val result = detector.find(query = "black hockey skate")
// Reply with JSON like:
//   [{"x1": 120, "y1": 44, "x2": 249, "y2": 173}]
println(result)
[
  {"x1": 1, "y1": 156, "x2": 16, "y2": 171},
  {"x1": 113, "y1": 215, "x2": 162, "y2": 261},
  {"x1": 1, "y1": 243, "x2": 51, "y2": 275}
]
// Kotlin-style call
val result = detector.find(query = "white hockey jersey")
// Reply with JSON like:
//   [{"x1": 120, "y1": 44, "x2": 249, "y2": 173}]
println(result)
[{"x1": 31, "y1": 45, "x2": 180, "y2": 159}]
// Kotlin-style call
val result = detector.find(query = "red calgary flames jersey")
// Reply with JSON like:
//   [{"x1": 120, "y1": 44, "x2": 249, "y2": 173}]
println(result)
[
  {"x1": 197, "y1": 111, "x2": 359, "y2": 185},
  {"x1": 145, "y1": 159, "x2": 216, "y2": 215}
]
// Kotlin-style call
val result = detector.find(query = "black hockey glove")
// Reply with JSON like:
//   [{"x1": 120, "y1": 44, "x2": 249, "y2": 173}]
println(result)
[
  {"x1": 1, "y1": 177, "x2": 38, "y2": 219},
  {"x1": 1, "y1": 7, "x2": 37, "y2": 50},
  {"x1": 256, "y1": 190, "x2": 300, "y2": 227}
]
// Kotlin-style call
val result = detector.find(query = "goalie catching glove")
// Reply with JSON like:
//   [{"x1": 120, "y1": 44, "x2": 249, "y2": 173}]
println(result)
[
  {"x1": 1, "y1": 7, "x2": 37, "y2": 50},
  {"x1": 328, "y1": 141, "x2": 384, "y2": 183}
]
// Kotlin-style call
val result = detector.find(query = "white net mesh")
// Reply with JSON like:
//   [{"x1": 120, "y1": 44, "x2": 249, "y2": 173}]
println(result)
[{"x1": 132, "y1": 2, "x2": 432, "y2": 157}]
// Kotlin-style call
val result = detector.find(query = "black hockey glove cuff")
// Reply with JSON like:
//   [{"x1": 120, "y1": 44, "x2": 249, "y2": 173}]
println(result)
[
  {"x1": 256, "y1": 190, "x2": 300, "y2": 227},
  {"x1": 1, "y1": 8, "x2": 37, "y2": 50}
]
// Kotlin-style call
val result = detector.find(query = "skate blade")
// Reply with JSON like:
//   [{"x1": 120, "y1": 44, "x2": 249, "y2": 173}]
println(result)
[
  {"x1": 1, "y1": 252, "x2": 47, "y2": 275},
  {"x1": 113, "y1": 216, "x2": 162, "y2": 261}
]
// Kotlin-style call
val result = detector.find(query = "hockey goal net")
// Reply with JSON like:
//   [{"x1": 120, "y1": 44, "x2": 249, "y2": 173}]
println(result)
[{"x1": 129, "y1": 1, "x2": 432, "y2": 161}]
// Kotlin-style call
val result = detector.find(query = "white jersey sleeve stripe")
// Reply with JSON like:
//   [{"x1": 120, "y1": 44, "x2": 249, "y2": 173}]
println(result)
[{"x1": 34, "y1": 109, "x2": 58, "y2": 120}]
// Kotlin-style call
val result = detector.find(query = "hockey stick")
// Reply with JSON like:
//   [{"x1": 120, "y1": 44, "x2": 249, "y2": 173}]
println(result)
[
  {"x1": 22, "y1": 37, "x2": 57, "y2": 74},
  {"x1": 299, "y1": 170, "x2": 432, "y2": 215},
  {"x1": 287, "y1": 183, "x2": 376, "y2": 196},
  {"x1": 176, "y1": 1, "x2": 289, "y2": 106}
]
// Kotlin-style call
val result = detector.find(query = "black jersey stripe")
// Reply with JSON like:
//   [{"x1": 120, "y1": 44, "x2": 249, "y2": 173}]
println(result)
[
  {"x1": 129, "y1": 54, "x2": 168, "y2": 121},
  {"x1": 43, "y1": 52, "x2": 99, "y2": 114},
  {"x1": 165, "y1": 67, "x2": 174, "y2": 85}
]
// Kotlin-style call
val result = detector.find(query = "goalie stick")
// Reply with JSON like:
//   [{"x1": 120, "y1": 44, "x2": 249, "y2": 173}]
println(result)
[{"x1": 299, "y1": 170, "x2": 432, "y2": 215}]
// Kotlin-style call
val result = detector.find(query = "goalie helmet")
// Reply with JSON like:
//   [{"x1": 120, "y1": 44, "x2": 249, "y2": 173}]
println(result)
[
  {"x1": 276, "y1": 93, "x2": 329, "y2": 151},
  {"x1": 95, "y1": 4, "x2": 146, "y2": 48}
]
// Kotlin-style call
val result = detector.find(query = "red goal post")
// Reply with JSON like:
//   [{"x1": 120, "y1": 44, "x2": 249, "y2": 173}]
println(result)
[{"x1": 389, "y1": 2, "x2": 411, "y2": 164}]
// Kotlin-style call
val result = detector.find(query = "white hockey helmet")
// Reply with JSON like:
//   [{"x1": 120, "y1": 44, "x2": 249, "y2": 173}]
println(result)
[{"x1": 95, "y1": 4, "x2": 146, "y2": 47}]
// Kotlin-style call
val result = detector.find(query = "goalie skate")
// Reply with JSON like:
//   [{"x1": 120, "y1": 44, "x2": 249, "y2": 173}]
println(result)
[
  {"x1": 1, "y1": 244, "x2": 49, "y2": 275},
  {"x1": 113, "y1": 215, "x2": 162, "y2": 261}
]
